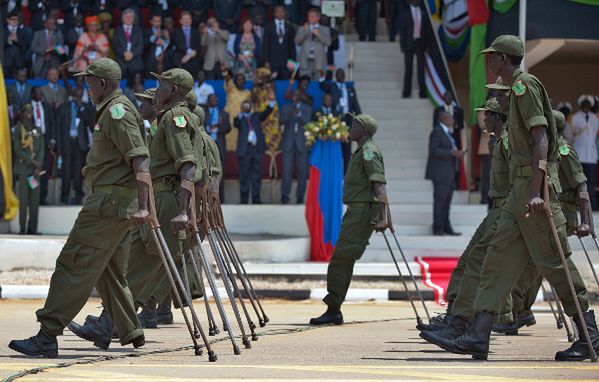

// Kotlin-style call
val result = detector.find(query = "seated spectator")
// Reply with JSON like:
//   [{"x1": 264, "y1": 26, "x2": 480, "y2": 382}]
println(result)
[
  {"x1": 262, "y1": 5, "x2": 296, "y2": 80},
  {"x1": 144, "y1": 12, "x2": 171, "y2": 75},
  {"x1": 285, "y1": 74, "x2": 314, "y2": 107},
  {"x1": 89, "y1": 0, "x2": 114, "y2": 15},
  {"x1": 30, "y1": 86, "x2": 55, "y2": 206},
  {"x1": 205, "y1": 93, "x2": 231, "y2": 202},
  {"x1": 234, "y1": 94, "x2": 275, "y2": 204},
  {"x1": 7, "y1": 68, "x2": 32, "y2": 109},
  {"x1": 182, "y1": 0, "x2": 210, "y2": 23},
  {"x1": 201, "y1": 17, "x2": 230, "y2": 79},
  {"x1": 173, "y1": 11, "x2": 202, "y2": 77},
  {"x1": 72, "y1": 16, "x2": 110, "y2": 73},
  {"x1": 123, "y1": 72, "x2": 144, "y2": 103},
  {"x1": 149, "y1": 0, "x2": 178, "y2": 17},
  {"x1": 3, "y1": 11, "x2": 31, "y2": 77},
  {"x1": 28, "y1": 0, "x2": 53, "y2": 31},
  {"x1": 113, "y1": 8, "x2": 144, "y2": 81},
  {"x1": 31, "y1": 17, "x2": 65, "y2": 78},
  {"x1": 234, "y1": 18, "x2": 261, "y2": 82},
  {"x1": 41, "y1": 67, "x2": 68, "y2": 109},
  {"x1": 294, "y1": 8, "x2": 331, "y2": 80},
  {"x1": 193, "y1": 70, "x2": 215, "y2": 106},
  {"x1": 214, "y1": 0, "x2": 242, "y2": 33},
  {"x1": 62, "y1": 0, "x2": 87, "y2": 30},
  {"x1": 224, "y1": 70, "x2": 251, "y2": 151},
  {"x1": 65, "y1": 13, "x2": 85, "y2": 55}
]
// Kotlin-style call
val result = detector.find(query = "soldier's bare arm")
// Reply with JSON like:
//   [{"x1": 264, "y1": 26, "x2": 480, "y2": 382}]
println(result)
[
  {"x1": 528, "y1": 125, "x2": 549, "y2": 214},
  {"x1": 374, "y1": 182, "x2": 390, "y2": 232},
  {"x1": 131, "y1": 156, "x2": 150, "y2": 227},
  {"x1": 171, "y1": 162, "x2": 196, "y2": 233}
]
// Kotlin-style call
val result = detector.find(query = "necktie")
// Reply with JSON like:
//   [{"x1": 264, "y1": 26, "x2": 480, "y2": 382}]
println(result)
[{"x1": 125, "y1": 26, "x2": 131, "y2": 42}]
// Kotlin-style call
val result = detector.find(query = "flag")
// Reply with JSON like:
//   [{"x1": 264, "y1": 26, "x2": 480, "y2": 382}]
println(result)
[
  {"x1": 305, "y1": 140, "x2": 344, "y2": 262},
  {"x1": 27, "y1": 176, "x2": 39, "y2": 190},
  {"x1": 0, "y1": 66, "x2": 19, "y2": 220},
  {"x1": 286, "y1": 59, "x2": 300, "y2": 72}
]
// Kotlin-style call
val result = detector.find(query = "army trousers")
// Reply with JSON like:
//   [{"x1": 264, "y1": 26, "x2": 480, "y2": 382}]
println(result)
[
  {"x1": 36, "y1": 190, "x2": 143, "y2": 344},
  {"x1": 510, "y1": 258, "x2": 544, "y2": 317},
  {"x1": 474, "y1": 177, "x2": 589, "y2": 317},
  {"x1": 16, "y1": 174, "x2": 40, "y2": 234},
  {"x1": 324, "y1": 204, "x2": 377, "y2": 310}
]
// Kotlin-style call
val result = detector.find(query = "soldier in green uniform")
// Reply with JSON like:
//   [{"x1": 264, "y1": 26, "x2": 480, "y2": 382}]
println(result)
[
  {"x1": 437, "y1": 35, "x2": 597, "y2": 361},
  {"x1": 13, "y1": 104, "x2": 45, "y2": 235},
  {"x1": 9, "y1": 58, "x2": 150, "y2": 357},
  {"x1": 310, "y1": 114, "x2": 390, "y2": 326}
]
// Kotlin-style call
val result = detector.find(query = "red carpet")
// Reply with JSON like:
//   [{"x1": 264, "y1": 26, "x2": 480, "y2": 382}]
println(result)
[{"x1": 415, "y1": 257, "x2": 459, "y2": 305}]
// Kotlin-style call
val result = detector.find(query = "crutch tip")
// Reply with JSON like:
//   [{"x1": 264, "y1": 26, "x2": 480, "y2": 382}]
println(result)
[
  {"x1": 264, "y1": 316, "x2": 270, "y2": 324},
  {"x1": 259, "y1": 319, "x2": 266, "y2": 327},
  {"x1": 243, "y1": 339, "x2": 252, "y2": 349},
  {"x1": 208, "y1": 329, "x2": 216, "y2": 336},
  {"x1": 251, "y1": 333, "x2": 258, "y2": 341},
  {"x1": 208, "y1": 350, "x2": 218, "y2": 362},
  {"x1": 249, "y1": 322, "x2": 256, "y2": 330},
  {"x1": 194, "y1": 346, "x2": 203, "y2": 356},
  {"x1": 233, "y1": 346, "x2": 241, "y2": 355},
  {"x1": 194, "y1": 330, "x2": 200, "y2": 339},
  {"x1": 557, "y1": 323, "x2": 563, "y2": 329}
]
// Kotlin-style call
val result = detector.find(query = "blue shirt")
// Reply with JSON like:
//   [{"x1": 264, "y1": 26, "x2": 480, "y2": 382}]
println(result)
[
  {"x1": 439, "y1": 122, "x2": 457, "y2": 149},
  {"x1": 208, "y1": 107, "x2": 219, "y2": 140},
  {"x1": 69, "y1": 101, "x2": 78, "y2": 138}
]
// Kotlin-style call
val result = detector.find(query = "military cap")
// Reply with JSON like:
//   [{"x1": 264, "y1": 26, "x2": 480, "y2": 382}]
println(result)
[
  {"x1": 186, "y1": 90, "x2": 198, "y2": 106},
  {"x1": 485, "y1": 77, "x2": 510, "y2": 91},
  {"x1": 353, "y1": 114, "x2": 378, "y2": 135},
  {"x1": 73, "y1": 57, "x2": 121, "y2": 80},
  {"x1": 480, "y1": 35, "x2": 524, "y2": 57},
  {"x1": 20, "y1": 103, "x2": 33, "y2": 113},
  {"x1": 474, "y1": 97, "x2": 505, "y2": 116},
  {"x1": 553, "y1": 110, "x2": 566, "y2": 130},
  {"x1": 135, "y1": 87, "x2": 156, "y2": 101},
  {"x1": 151, "y1": 68, "x2": 194, "y2": 90}
]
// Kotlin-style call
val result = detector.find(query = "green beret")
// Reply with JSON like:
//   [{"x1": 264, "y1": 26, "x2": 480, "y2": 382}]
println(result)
[
  {"x1": 480, "y1": 35, "x2": 524, "y2": 57},
  {"x1": 73, "y1": 58, "x2": 121, "y2": 80},
  {"x1": 152, "y1": 68, "x2": 194, "y2": 90},
  {"x1": 354, "y1": 114, "x2": 378, "y2": 135},
  {"x1": 474, "y1": 97, "x2": 505, "y2": 116},
  {"x1": 186, "y1": 90, "x2": 198, "y2": 106},
  {"x1": 553, "y1": 110, "x2": 566, "y2": 130}
]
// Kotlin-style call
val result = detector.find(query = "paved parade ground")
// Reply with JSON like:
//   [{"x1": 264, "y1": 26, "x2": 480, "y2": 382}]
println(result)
[{"x1": 1, "y1": 299, "x2": 598, "y2": 381}]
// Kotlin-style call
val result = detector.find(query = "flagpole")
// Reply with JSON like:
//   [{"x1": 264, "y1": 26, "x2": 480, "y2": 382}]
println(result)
[{"x1": 519, "y1": 0, "x2": 527, "y2": 71}]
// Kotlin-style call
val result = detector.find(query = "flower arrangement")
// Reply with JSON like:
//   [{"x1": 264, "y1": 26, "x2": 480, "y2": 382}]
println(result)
[{"x1": 303, "y1": 113, "x2": 349, "y2": 146}]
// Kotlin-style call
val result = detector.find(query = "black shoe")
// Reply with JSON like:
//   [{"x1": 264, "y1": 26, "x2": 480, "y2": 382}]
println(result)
[
  {"x1": 9, "y1": 330, "x2": 58, "y2": 358},
  {"x1": 555, "y1": 310, "x2": 599, "y2": 361},
  {"x1": 401, "y1": 92, "x2": 411, "y2": 99},
  {"x1": 419, "y1": 92, "x2": 427, "y2": 99},
  {"x1": 281, "y1": 199, "x2": 289, "y2": 205},
  {"x1": 417, "y1": 314, "x2": 453, "y2": 332},
  {"x1": 156, "y1": 296, "x2": 174, "y2": 325},
  {"x1": 123, "y1": 334, "x2": 145, "y2": 349},
  {"x1": 309, "y1": 306, "x2": 344, "y2": 325},
  {"x1": 67, "y1": 309, "x2": 114, "y2": 350},
  {"x1": 492, "y1": 321, "x2": 518, "y2": 335},
  {"x1": 435, "y1": 312, "x2": 494, "y2": 360},
  {"x1": 444, "y1": 229, "x2": 462, "y2": 236},
  {"x1": 84, "y1": 314, "x2": 100, "y2": 326},
  {"x1": 138, "y1": 305, "x2": 158, "y2": 329},
  {"x1": 26, "y1": 230, "x2": 42, "y2": 235},
  {"x1": 516, "y1": 311, "x2": 536, "y2": 329},
  {"x1": 420, "y1": 315, "x2": 470, "y2": 347},
  {"x1": 433, "y1": 231, "x2": 445, "y2": 236}
]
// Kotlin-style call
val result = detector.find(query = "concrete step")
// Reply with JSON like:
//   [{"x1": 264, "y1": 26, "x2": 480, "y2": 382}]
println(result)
[
  {"x1": 355, "y1": 89, "x2": 405, "y2": 100},
  {"x1": 354, "y1": 81, "x2": 404, "y2": 90}
]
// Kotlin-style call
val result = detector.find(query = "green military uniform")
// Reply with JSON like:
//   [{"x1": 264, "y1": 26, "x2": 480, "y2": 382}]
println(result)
[
  {"x1": 323, "y1": 115, "x2": 386, "y2": 310},
  {"x1": 13, "y1": 109, "x2": 45, "y2": 235},
  {"x1": 36, "y1": 59, "x2": 148, "y2": 344}
]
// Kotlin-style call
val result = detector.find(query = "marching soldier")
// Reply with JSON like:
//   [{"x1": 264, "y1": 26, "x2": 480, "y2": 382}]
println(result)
[
  {"x1": 9, "y1": 58, "x2": 150, "y2": 357},
  {"x1": 13, "y1": 104, "x2": 45, "y2": 235},
  {"x1": 310, "y1": 114, "x2": 390, "y2": 326}
]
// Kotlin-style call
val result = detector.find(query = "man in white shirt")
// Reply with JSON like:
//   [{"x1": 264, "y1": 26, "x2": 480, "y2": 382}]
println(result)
[
  {"x1": 193, "y1": 70, "x2": 214, "y2": 107},
  {"x1": 571, "y1": 94, "x2": 599, "y2": 210}
]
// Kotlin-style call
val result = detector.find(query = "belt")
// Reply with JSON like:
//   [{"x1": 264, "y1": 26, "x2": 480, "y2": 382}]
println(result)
[
  {"x1": 347, "y1": 202, "x2": 374, "y2": 208},
  {"x1": 152, "y1": 176, "x2": 180, "y2": 193},
  {"x1": 515, "y1": 162, "x2": 558, "y2": 178},
  {"x1": 91, "y1": 184, "x2": 137, "y2": 198},
  {"x1": 492, "y1": 197, "x2": 506, "y2": 209}
]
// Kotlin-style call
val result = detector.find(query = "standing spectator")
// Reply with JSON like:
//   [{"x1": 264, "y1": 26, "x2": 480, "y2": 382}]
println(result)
[
  {"x1": 313, "y1": 93, "x2": 338, "y2": 118},
  {"x1": 61, "y1": 0, "x2": 86, "y2": 30},
  {"x1": 388, "y1": 0, "x2": 404, "y2": 42},
  {"x1": 173, "y1": 11, "x2": 202, "y2": 76},
  {"x1": 278, "y1": 0, "x2": 302, "y2": 25},
  {"x1": 249, "y1": 0, "x2": 272, "y2": 25},
  {"x1": 56, "y1": 87, "x2": 93, "y2": 205},
  {"x1": 3, "y1": 11, "x2": 31, "y2": 77},
  {"x1": 123, "y1": 72, "x2": 144, "y2": 103},
  {"x1": 571, "y1": 94, "x2": 599, "y2": 210},
  {"x1": 425, "y1": 111, "x2": 464, "y2": 236},
  {"x1": 285, "y1": 74, "x2": 314, "y2": 107},
  {"x1": 558, "y1": 101, "x2": 574, "y2": 143},
  {"x1": 433, "y1": 91, "x2": 465, "y2": 148},
  {"x1": 224, "y1": 70, "x2": 251, "y2": 152},
  {"x1": 201, "y1": 18, "x2": 230, "y2": 79},
  {"x1": 280, "y1": 94, "x2": 311, "y2": 204},
  {"x1": 252, "y1": 11, "x2": 266, "y2": 41},
  {"x1": 116, "y1": 0, "x2": 146, "y2": 25},
  {"x1": 144, "y1": 13, "x2": 171, "y2": 76},
  {"x1": 193, "y1": 70, "x2": 214, "y2": 106},
  {"x1": 263, "y1": 5, "x2": 296, "y2": 80},
  {"x1": 88, "y1": 0, "x2": 113, "y2": 14},
  {"x1": 355, "y1": 0, "x2": 377, "y2": 42},
  {"x1": 28, "y1": 0, "x2": 54, "y2": 31},
  {"x1": 214, "y1": 0, "x2": 241, "y2": 33},
  {"x1": 1, "y1": 0, "x2": 21, "y2": 17},
  {"x1": 97, "y1": 12, "x2": 115, "y2": 60},
  {"x1": 321, "y1": 15, "x2": 339, "y2": 77},
  {"x1": 30, "y1": 87, "x2": 55, "y2": 206},
  {"x1": 205, "y1": 93, "x2": 231, "y2": 202},
  {"x1": 112, "y1": 9, "x2": 144, "y2": 81},
  {"x1": 41, "y1": 68, "x2": 68, "y2": 110},
  {"x1": 182, "y1": 0, "x2": 210, "y2": 23},
  {"x1": 7, "y1": 92, "x2": 18, "y2": 130},
  {"x1": 72, "y1": 16, "x2": 110, "y2": 72},
  {"x1": 149, "y1": 0, "x2": 179, "y2": 17},
  {"x1": 7, "y1": 68, "x2": 32, "y2": 109},
  {"x1": 31, "y1": 17, "x2": 65, "y2": 78},
  {"x1": 234, "y1": 94, "x2": 275, "y2": 204},
  {"x1": 295, "y1": 8, "x2": 331, "y2": 80},
  {"x1": 252, "y1": 68, "x2": 281, "y2": 157},
  {"x1": 13, "y1": 104, "x2": 45, "y2": 235},
  {"x1": 400, "y1": 0, "x2": 431, "y2": 98},
  {"x1": 65, "y1": 13, "x2": 85, "y2": 55},
  {"x1": 234, "y1": 18, "x2": 261, "y2": 82}
]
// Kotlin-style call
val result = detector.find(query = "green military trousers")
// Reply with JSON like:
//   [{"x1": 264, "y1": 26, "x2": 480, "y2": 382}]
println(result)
[
  {"x1": 324, "y1": 204, "x2": 377, "y2": 309},
  {"x1": 16, "y1": 174, "x2": 40, "y2": 234},
  {"x1": 510, "y1": 258, "x2": 543, "y2": 317},
  {"x1": 474, "y1": 177, "x2": 589, "y2": 317},
  {"x1": 36, "y1": 190, "x2": 143, "y2": 344}
]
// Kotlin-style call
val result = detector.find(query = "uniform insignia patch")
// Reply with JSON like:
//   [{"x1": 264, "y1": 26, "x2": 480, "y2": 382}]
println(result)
[
  {"x1": 512, "y1": 80, "x2": 527, "y2": 96},
  {"x1": 559, "y1": 145, "x2": 570, "y2": 156},
  {"x1": 94, "y1": 124, "x2": 101, "y2": 131},
  {"x1": 109, "y1": 103, "x2": 125, "y2": 120},
  {"x1": 502, "y1": 137, "x2": 509, "y2": 151},
  {"x1": 173, "y1": 116, "x2": 187, "y2": 128},
  {"x1": 363, "y1": 149, "x2": 374, "y2": 161}
]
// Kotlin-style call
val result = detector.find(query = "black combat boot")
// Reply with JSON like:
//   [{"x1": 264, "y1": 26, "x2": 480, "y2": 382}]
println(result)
[
  {"x1": 138, "y1": 304, "x2": 157, "y2": 329},
  {"x1": 309, "y1": 306, "x2": 344, "y2": 325},
  {"x1": 9, "y1": 330, "x2": 58, "y2": 358},
  {"x1": 516, "y1": 311, "x2": 536, "y2": 329},
  {"x1": 492, "y1": 321, "x2": 518, "y2": 335},
  {"x1": 156, "y1": 296, "x2": 174, "y2": 325},
  {"x1": 417, "y1": 302, "x2": 453, "y2": 331},
  {"x1": 420, "y1": 315, "x2": 470, "y2": 346},
  {"x1": 67, "y1": 309, "x2": 114, "y2": 350},
  {"x1": 555, "y1": 310, "x2": 599, "y2": 361},
  {"x1": 436, "y1": 312, "x2": 494, "y2": 360}
]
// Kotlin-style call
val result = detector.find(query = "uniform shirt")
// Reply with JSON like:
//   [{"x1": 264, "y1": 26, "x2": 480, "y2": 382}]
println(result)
[
  {"x1": 83, "y1": 89, "x2": 148, "y2": 188},
  {"x1": 201, "y1": 130, "x2": 222, "y2": 180},
  {"x1": 342, "y1": 138, "x2": 386, "y2": 204},
  {"x1": 13, "y1": 123, "x2": 45, "y2": 176},
  {"x1": 189, "y1": 107, "x2": 208, "y2": 182},
  {"x1": 558, "y1": 136, "x2": 587, "y2": 206},
  {"x1": 487, "y1": 128, "x2": 511, "y2": 202},
  {"x1": 151, "y1": 100, "x2": 197, "y2": 181}
]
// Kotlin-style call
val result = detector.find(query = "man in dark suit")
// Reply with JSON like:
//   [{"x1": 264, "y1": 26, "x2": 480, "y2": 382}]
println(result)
[
  {"x1": 214, "y1": 0, "x2": 241, "y2": 33},
  {"x1": 3, "y1": 12, "x2": 31, "y2": 77},
  {"x1": 30, "y1": 87, "x2": 56, "y2": 205},
  {"x1": 205, "y1": 93, "x2": 230, "y2": 202},
  {"x1": 31, "y1": 17, "x2": 64, "y2": 78},
  {"x1": 280, "y1": 95, "x2": 311, "y2": 204},
  {"x1": 61, "y1": 0, "x2": 87, "y2": 30},
  {"x1": 400, "y1": 0, "x2": 432, "y2": 98},
  {"x1": 313, "y1": 93, "x2": 339, "y2": 119},
  {"x1": 262, "y1": 5, "x2": 296, "y2": 80},
  {"x1": 433, "y1": 91, "x2": 465, "y2": 149},
  {"x1": 87, "y1": 0, "x2": 113, "y2": 15},
  {"x1": 56, "y1": 87, "x2": 93, "y2": 204},
  {"x1": 41, "y1": 67, "x2": 68, "y2": 110},
  {"x1": 143, "y1": 13, "x2": 171, "y2": 76},
  {"x1": 355, "y1": 0, "x2": 377, "y2": 42},
  {"x1": 425, "y1": 111, "x2": 464, "y2": 236},
  {"x1": 28, "y1": 0, "x2": 53, "y2": 31},
  {"x1": 112, "y1": 9, "x2": 144, "y2": 81},
  {"x1": 7, "y1": 68, "x2": 32, "y2": 109},
  {"x1": 234, "y1": 95, "x2": 275, "y2": 204},
  {"x1": 172, "y1": 11, "x2": 202, "y2": 76}
]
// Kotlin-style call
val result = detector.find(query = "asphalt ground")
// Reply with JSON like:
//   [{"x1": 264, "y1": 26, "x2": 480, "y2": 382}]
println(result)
[{"x1": 1, "y1": 299, "x2": 599, "y2": 381}]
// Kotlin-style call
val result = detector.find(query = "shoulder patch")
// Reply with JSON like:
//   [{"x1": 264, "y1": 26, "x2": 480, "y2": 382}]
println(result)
[
  {"x1": 363, "y1": 149, "x2": 374, "y2": 161},
  {"x1": 173, "y1": 115, "x2": 187, "y2": 128},
  {"x1": 502, "y1": 137, "x2": 509, "y2": 151},
  {"x1": 559, "y1": 145, "x2": 570, "y2": 156},
  {"x1": 512, "y1": 80, "x2": 527, "y2": 96},
  {"x1": 109, "y1": 103, "x2": 126, "y2": 120}
]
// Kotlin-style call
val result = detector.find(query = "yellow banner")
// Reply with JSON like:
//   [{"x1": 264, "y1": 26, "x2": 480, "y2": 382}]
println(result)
[{"x1": 0, "y1": 66, "x2": 19, "y2": 220}]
